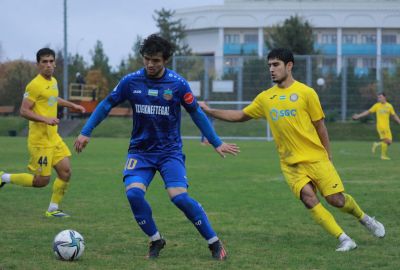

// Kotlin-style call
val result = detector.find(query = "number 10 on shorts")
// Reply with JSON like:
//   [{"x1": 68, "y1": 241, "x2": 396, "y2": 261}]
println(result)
[{"x1": 125, "y1": 158, "x2": 138, "y2": 170}]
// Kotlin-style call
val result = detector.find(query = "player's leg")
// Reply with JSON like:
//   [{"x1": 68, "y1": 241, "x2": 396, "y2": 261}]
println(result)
[
  {"x1": 123, "y1": 154, "x2": 163, "y2": 258},
  {"x1": 168, "y1": 188, "x2": 226, "y2": 260},
  {"x1": 282, "y1": 162, "x2": 356, "y2": 251},
  {"x1": 381, "y1": 137, "x2": 392, "y2": 160},
  {"x1": 161, "y1": 153, "x2": 226, "y2": 260},
  {"x1": 317, "y1": 161, "x2": 385, "y2": 238},
  {"x1": 300, "y1": 183, "x2": 356, "y2": 251},
  {"x1": 45, "y1": 142, "x2": 72, "y2": 218},
  {"x1": 1, "y1": 146, "x2": 52, "y2": 188},
  {"x1": 377, "y1": 130, "x2": 391, "y2": 160},
  {"x1": 325, "y1": 192, "x2": 385, "y2": 238},
  {"x1": 371, "y1": 141, "x2": 380, "y2": 154}
]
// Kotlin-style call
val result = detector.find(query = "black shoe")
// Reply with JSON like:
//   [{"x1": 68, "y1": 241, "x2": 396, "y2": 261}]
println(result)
[
  {"x1": 0, "y1": 171, "x2": 5, "y2": 188},
  {"x1": 208, "y1": 240, "x2": 227, "y2": 260},
  {"x1": 147, "y1": 238, "x2": 166, "y2": 259}
]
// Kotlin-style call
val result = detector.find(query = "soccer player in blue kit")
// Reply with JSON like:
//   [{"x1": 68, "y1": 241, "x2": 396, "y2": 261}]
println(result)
[{"x1": 74, "y1": 34, "x2": 239, "y2": 260}]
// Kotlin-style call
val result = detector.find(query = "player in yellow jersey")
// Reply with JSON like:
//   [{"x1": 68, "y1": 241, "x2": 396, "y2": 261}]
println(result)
[
  {"x1": 0, "y1": 48, "x2": 85, "y2": 217},
  {"x1": 199, "y1": 48, "x2": 385, "y2": 251},
  {"x1": 352, "y1": 93, "x2": 400, "y2": 160}
]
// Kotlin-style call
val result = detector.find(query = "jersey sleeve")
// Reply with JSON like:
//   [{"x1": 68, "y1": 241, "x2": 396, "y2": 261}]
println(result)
[
  {"x1": 369, "y1": 103, "x2": 378, "y2": 113},
  {"x1": 24, "y1": 81, "x2": 40, "y2": 103},
  {"x1": 107, "y1": 75, "x2": 130, "y2": 106},
  {"x1": 243, "y1": 93, "x2": 265, "y2": 119},
  {"x1": 306, "y1": 88, "x2": 325, "y2": 121},
  {"x1": 179, "y1": 80, "x2": 198, "y2": 113}
]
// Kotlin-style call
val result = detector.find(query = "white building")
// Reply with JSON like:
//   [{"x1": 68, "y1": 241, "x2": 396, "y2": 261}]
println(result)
[{"x1": 174, "y1": 0, "x2": 400, "y2": 77}]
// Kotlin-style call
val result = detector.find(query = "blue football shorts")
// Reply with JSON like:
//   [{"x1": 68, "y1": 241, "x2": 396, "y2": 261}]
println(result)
[{"x1": 123, "y1": 152, "x2": 188, "y2": 189}]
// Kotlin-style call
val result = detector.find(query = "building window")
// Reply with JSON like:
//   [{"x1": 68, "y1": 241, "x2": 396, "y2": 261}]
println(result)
[
  {"x1": 362, "y1": 58, "x2": 376, "y2": 68},
  {"x1": 382, "y1": 35, "x2": 397, "y2": 44},
  {"x1": 321, "y1": 34, "x2": 337, "y2": 44},
  {"x1": 361, "y1": 34, "x2": 376, "y2": 44},
  {"x1": 382, "y1": 58, "x2": 395, "y2": 68},
  {"x1": 343, "y1": 34, "x2": 357, "y2": 44},
  {"x1": 224, "y1": 34, "x2": 240, "y2": 44},
  {"x1": 244, "y1": 34, "x2": 257, "y2": 43}
]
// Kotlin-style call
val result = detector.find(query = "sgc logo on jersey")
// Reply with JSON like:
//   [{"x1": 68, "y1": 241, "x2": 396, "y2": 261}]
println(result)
[{"x1": 270, "y1": 108, "x2": 297, "y2": 121}]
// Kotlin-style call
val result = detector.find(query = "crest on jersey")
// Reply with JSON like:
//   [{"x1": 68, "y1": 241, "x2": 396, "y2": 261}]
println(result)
[
  {"x1": 163, "y1": 89, "x2": 173, "y2": 101},
  {"x1": 290, "y1": 93, "x2": 298, "y2": 102},
  {"x1": 184, "y1": 92, "x2": 194, "y2": 104},
  {"x1": 48, "y1": 96, "x2": 57, "y2": 106}
]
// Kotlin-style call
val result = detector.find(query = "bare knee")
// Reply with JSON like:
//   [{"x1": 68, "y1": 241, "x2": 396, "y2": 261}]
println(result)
[
  {"x1": 57, "y1": 167, "x2": 71, "y2": 181},
  {"x1": 33, "y1": 175, "x2": 51, "y2": 187},
  {"x1": 325, "y1": 193, "x2": 345, "y2": 208},
  {"x1": 300, "y1": 183, "x2": 320, "y2": 209}
]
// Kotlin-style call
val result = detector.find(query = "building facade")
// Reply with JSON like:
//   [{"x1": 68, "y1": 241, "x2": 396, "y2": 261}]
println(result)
[{"x1": 174, "y1": 0, "x2": 400, "y2": 77}]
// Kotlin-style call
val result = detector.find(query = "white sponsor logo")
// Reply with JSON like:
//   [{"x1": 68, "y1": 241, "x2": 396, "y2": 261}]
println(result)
[
  {"x1": 133, "y1": 89, "x2": 141, "y2": 94},
  {"x1": 135, "y1": 104, "x2": 170, "y2": 116}
]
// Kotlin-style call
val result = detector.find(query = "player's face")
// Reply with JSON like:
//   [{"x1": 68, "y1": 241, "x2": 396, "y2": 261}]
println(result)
[
  {"x1": 377, "y1": 94, "x2": 386, "y2": 103},
  {"x1": 268, "y1": 58, "x2": 292, "y2": 84},
  {"x1": 37, "y1": 55, "x2": 56, "y2": 79},
  {"x1": 143, "y1": 53, "x2": 166, "y2": 78}
]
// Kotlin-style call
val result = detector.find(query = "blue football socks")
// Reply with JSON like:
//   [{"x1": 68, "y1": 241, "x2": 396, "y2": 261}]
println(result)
[
  {"x1": 126, "y1": 187, "x2": 158, "y2": 237},
  {"x1": 172, "y1": 192, "x2": 217, "y2": 241}
]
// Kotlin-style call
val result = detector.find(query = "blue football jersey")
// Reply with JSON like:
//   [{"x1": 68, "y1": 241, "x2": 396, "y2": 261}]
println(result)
[{"x1": 108, "y1": 68, "x2": 198, "y2": 153}]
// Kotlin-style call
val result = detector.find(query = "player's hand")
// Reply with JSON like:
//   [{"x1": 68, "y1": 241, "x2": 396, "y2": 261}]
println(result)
[
  {"x1": 214, "y1": 142, "x2": 240, "y2": 158},
  {"x1": 74, "y1": 104, "x2": 86, "y2": 114},
  {"x1": 198, "y1": 101, "x2": 210, "y2": 113},
  {"x1": 45, "y1": 117, "x2": 60, "y2": 126},
  {"x1": 74, "y1": 134, "x2": 90, "y2": 153},
  {"x1": 351, "y1": 114, "x2": 358, "y2": 120}
]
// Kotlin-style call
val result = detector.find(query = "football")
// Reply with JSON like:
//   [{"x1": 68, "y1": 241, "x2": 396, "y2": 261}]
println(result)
[{"x1": 53, "y1": 229, "x2": 85, "y2": 261}]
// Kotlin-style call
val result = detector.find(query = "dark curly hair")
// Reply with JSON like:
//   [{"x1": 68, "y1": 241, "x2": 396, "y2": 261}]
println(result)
[{"x1": 140, "y1": 34, "x2": 174, "y2": 60}]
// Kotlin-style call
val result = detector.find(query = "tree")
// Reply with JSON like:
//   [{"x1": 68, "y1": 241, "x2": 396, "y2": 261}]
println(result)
[
  {"x1": 153, "y1": 8, "x2": 191, "y2": 56},
  {"x1": 265, "y1": 15, "x2": 316, "y2": 55},
  {"x1": 90, "y1": 40, "x2": 111, "y2": 77},
  {"x1": 0, "y1": 60, "x2": 36, "y2": 110},
  {"x1": 69, "y1": 53, "x2": 87, "y2": 84}
]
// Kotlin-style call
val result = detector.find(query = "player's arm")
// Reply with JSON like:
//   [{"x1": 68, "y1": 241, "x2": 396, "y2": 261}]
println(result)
[
  {"x1": 74, "y1": 97, "x2": 114, "y2": 153},
  {"x1": 58, "y1": 97, "x2": 86, "y2": 113},
  {"x1": 189, "y1": 106, "x2": 240, "y2": 158},
  {"x1": 198, "y1": 101, "x2": 251, "y2": 122},
  {"x1": 391, "y1": 113, "x2": 400, "y2": 125},
  {"x1": 312, "y1": 118, "x2": 332, "y2": 160},
  {"x1": 19, "y1": 98, "x2": 59, "y2": 126},
  {"x1": 352, "y1": 110, "x2": 370, "y2": 120}
]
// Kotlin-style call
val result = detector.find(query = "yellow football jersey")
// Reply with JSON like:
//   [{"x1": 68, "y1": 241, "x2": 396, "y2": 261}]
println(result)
[
  {"x1": 243, "y1": 81, "x2": 329, "y2": 165},
  {"x1": 368, "y1": 102, "x2": 395, "y2": 130},
  {"x1": 24, "y1": 74, "x2": 62, "y2": 147}
]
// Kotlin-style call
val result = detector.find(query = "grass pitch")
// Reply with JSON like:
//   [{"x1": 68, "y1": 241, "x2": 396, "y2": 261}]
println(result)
[{"x1": 0, "y1": 137, "x2": 399, "y2": 270}]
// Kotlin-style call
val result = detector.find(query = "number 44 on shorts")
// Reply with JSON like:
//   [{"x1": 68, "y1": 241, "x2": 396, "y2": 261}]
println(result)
[{"x1": 38, "y1": 156, "x2": 48, "y2": 166}]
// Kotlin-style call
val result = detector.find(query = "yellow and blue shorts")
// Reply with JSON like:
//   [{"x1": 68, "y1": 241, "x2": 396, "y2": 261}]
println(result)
[
  {"x1": 27, "y1": 141, "x2": 71, "y2": 176},
  {"x1": 280, "y1": 160, "x2": 344, "y2": 199}
]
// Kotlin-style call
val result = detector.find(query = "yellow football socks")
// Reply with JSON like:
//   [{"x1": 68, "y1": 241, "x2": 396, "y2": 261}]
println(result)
[
  {"x1": 50, "y1": 178, "x2": 69, "y2": 205},
  {"x1": 310, "y1": 203, "x2": 343, "y2": 238},
  {"x1": 10, "y1": 173, "x2": 34, "y2": 187},
  {"x1": 381, "y1": 142, "x2": 389, "y2": 158},
  {"x1": 340, "y1": 193, "x2": 365, "y2": 220}
]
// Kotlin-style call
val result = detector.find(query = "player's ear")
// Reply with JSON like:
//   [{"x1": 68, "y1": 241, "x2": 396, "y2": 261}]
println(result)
[{"x1": 286, "y1": 61, "x2": 293, "y2": 71}]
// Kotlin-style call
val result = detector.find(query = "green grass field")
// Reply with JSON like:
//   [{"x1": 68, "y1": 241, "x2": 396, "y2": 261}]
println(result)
[{"x1": 1, "y1": 137, "x2": 399, "y2": 270}]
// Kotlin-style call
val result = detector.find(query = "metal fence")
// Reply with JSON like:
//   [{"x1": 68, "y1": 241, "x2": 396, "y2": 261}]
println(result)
[{"x1": 172, "y1": 55, "x2": 400, "y2": 123}]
